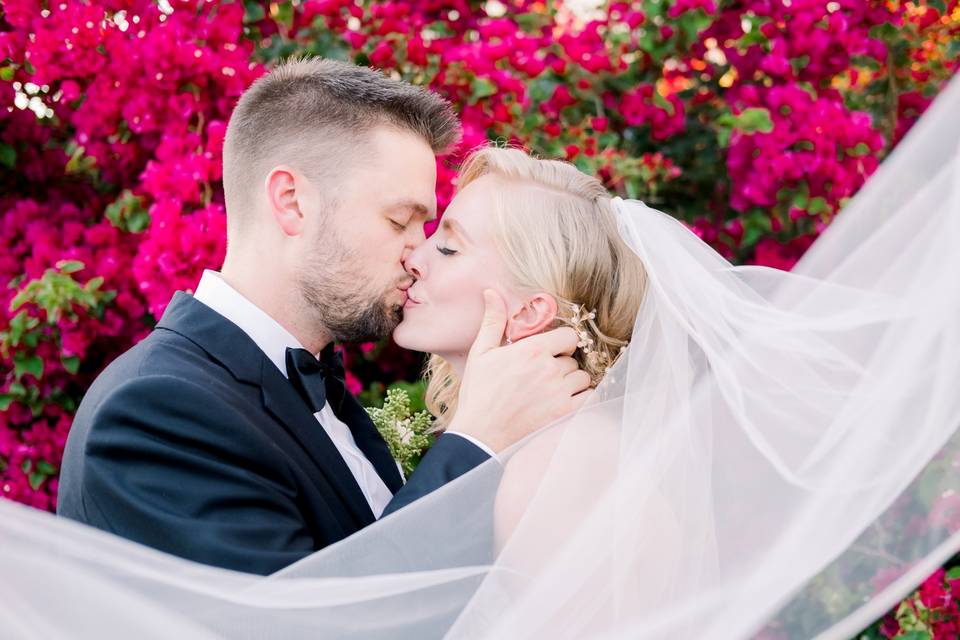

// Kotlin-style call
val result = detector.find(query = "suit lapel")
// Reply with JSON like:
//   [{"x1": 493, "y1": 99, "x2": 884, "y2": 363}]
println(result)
[
  {"x1": 333, "y1": 393, "x2": 405, "y2": 493},
  {"x1": 259, "y1": 360, "x2": 376, "y2": 527},
  {"x1": 157, "y1": 292, "x2": 376, "y2": 528}
]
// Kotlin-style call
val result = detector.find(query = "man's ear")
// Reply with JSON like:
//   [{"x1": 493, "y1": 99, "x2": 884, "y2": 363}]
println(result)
[
  {"x1": 505, "y1": 293, "x2": 559, "y2": 342},
  {"x1": 265, "y1": 165, "x2": 306, "y2": 237}
]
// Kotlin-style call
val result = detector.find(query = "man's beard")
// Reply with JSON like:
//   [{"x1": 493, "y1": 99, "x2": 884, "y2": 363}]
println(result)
[{"x1": 296, "y1": 237, "x2": 405, "y2": 344}]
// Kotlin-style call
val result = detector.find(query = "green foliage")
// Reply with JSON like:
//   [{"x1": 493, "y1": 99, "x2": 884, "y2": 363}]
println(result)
[
  {"x1": 716, "y1": 107, "x2": 775, "y2": 148},
  {"x1": 20, "y1": 459, "x2": 58, "y2": 491},
  {"x1": 892, "y1": 598, "x2": 935, "y2": 638},
  {"x1": 0, "y1": 261, "x2": 115, "y2": 415},
  {"x1": 105, "y1": 189, "x2": 150, "y2": 233},
  {"x1": 470, "y1": 76, "x2": 498, "y2": 103},
  {"x1": 0, "y1": 142, "x2": 16, "y2": 169},
  {"x1": 366, "y1": 386, "x2": 434, "y2": 477},
  {"x1": 9, "y1": 260, "x2": 114, "y2": 325}
]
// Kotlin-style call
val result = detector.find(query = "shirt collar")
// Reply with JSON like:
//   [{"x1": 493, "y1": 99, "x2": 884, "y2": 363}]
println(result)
[{"x1": 193, "y1": 270, "x2": 310, "y2": 378}]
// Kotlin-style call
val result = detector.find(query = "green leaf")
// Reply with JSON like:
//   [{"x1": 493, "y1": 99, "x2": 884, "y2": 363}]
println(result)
[
  {"x1": 0, "y1": 65, "x2": 15, "y2": 81},
  {"x1": 676, "y1": 13, "x2": 697, "y2": 44},
  {"x1": 528, "y1": 77, "x2": 560, "y2": 105},
  {"x1": 652, "y1": 91, "x2": 675, "y2": 116},
  {"x1": 947, "y1": 39, "x2": 960, "y2": 61},
  {"x1": 28, "y1": 471, "x2": 45, "y2": 490},
  {"x1": 848, "y1": 142, "x2": 872, "y2": 157},
  {"x1": 84, "y1": 276, "x2": 105, "y2": 293},
  {"x1": 469, "y1": 77, "x2": 497, "y2": 102},
  {"x1": 946, "y1": 566, "x2": 960, "y2": 581},
  {"x1": 424, "y1": 20, "x2": 455, "y2": 38},
  {"x1": 741, "y1": 209, "x2": 773, "y2": 247},
  {"x1": 57, "y1": 260, "x2": 84, "y2": 274},
  {"x1": 62, "y1": 355, "x2": 81, "y2": 375},
  {"x1": 14, "y1": 353, "x2": 44, "y2": 380},
  {"x1": 796, "y1": 82, "x2": 817, "y2": 100},
  {"x1": 7, "y1": 310, "x2": 29, "y2": 345},
  {"x1": 738, "y1": 16, "x2": 771, "y2": 46},
  {"x1": 104, "y1": 189, "x2": 149, "y2": 233},
  {"x1": 65, "y1": 143, "x2": 98, "y2": 177},
  {"x1": 716, "y1": 127, "x2": 732, "y2": 148},
  {"x1": 243, "y1": 0, "x2": 265, "y2": 23},
  {"x1": 808, "y1": 197, "x2": 830, "y2": 215},
  {"x1": 514, "y1": 11, "x2": 552, "y2": 33},
  {"x1": 0, "y1": 143, "x2": 16, "y2": 169},
  {"x1": 21, "y1": 460, "x2": 31, "y2": 474},
  {"x1": 127, "y1": 209, "x2": 151, "y2": 233},
  {"x1": 0, "y1": 394, "x2": 15, "y2": 411},
  {"x1": 274, "y1": 0, "x2": 294, "y2": 27},
  {"x1": 37, "y1": 460, "x2": 57, "y2": 475},
  {"x1": 869, "y1": 22, "x2": 899, "y2": 42},
  {"x1": 790, "y1": 186, "x2": 810, "y2": 211},
  {"x1": 927, "y1": 0, "x2": 946, "y2": 14},
  {"x1": 790, "y1": 55, "x2": 810, "y2": 75},
  {"x1": 734, "y1": 108, "x2": 774, "y2": 134}
]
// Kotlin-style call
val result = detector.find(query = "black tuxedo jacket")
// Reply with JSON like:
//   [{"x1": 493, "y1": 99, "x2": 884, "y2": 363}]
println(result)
[{"x1": 57, "y1": 291, "x2": 489, "y2": 575}]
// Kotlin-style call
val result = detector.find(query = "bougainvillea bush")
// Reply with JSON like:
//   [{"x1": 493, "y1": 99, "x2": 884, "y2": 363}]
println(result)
[{"x1": 0, "y1": 0, "x2": 957, "y2": 634}]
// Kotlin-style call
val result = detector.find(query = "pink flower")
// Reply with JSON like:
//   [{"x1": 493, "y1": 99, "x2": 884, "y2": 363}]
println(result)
[{"x1": 370, "y1": 40, "x2": 395, "y2": 67}]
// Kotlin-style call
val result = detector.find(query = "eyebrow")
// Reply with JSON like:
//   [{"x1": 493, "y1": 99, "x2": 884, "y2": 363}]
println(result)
[
  {"x1": 390, "y1": 199, "x2": 436, "y2": 222},
  {"x1": 441, "y1": 218, "x2": 472, "y2": 244}
]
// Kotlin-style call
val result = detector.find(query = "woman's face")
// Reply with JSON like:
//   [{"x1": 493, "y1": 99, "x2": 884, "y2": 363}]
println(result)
[{"x1": 393, "y1": 175, "x2": 519, "y2": 361}]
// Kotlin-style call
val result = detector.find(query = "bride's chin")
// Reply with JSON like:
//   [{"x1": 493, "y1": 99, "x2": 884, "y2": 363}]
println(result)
[{"x1": 391, "y1": 320, "x2": 420, "y2": 351}]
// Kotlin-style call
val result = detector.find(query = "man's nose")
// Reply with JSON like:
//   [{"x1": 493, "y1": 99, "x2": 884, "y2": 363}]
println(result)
[{"x1": 402, "y1": 251, "x2": 423, "y2": 280}]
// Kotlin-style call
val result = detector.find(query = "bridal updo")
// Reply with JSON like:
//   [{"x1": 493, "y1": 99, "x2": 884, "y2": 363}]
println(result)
[{"x1": 425, "y1": 146, "x2": 649, "y2": 430}]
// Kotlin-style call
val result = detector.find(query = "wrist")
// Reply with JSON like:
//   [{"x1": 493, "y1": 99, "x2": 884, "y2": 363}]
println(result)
[
  {"x1": 444, "y1": 430, "x2": 501, "y2": 462},
  {"x1": 446, "y1": 413, "x2": 504, "y2": 454}
]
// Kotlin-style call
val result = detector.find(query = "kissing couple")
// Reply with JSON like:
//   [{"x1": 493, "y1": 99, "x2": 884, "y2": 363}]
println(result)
[
  {"x1": 57, "y1": 56, "x2": 610, "y2": 572},
  {"x1": 37, "y1": 56, "x2": 960, "y2": 639}
]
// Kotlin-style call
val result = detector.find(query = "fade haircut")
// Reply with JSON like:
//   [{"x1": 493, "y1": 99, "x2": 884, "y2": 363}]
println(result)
[{"x1": 222, "y1": 57, "x2": 461, "y2": 236}]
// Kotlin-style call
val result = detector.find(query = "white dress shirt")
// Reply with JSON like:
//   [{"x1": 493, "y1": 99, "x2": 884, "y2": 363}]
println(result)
[{"x1": 193, "y1": 271, "x2": 396, "y2": 518}]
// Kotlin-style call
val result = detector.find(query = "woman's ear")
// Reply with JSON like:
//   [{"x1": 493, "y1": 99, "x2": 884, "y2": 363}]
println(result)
[{"x1": 505, "y1": 293, "x2": 559, "y2": 342}]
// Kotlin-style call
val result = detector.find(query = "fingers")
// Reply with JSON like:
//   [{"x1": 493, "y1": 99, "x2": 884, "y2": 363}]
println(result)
[
  {"x1": 564, "y1": 369, "x2": 592, "y2": 397},
  {"x1": 469, "y1": 289, "x2": 508, "y2": 356},
  {"x1": 554, "y1": 355, "x2": 580, "y2": 377},
  {"x1": 523, "y1": 326, "x2": 579, "y2": 357},
  {"x1": 569, "y1": 388, "x2": 596, "y2": 413}
]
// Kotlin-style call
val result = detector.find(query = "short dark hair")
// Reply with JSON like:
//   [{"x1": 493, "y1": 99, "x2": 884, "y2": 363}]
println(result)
[{"x1": 222, "y1": 57, "x2": 461, "y2": 232}]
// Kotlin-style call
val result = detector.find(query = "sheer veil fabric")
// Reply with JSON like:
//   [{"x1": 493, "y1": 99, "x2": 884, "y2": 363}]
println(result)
[{"x1": 2, "y1": 75, "x2": 958, "y2": 639}]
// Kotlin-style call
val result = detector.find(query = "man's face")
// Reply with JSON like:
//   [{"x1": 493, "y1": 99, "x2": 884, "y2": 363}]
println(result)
[{"x1": 295, "y1": 126, "x2": 438, "y2": 343}]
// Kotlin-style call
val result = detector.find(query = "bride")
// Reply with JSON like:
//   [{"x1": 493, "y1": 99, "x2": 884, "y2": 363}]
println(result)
[
  {"x1": 392, "y1": 146, "x2": 684, "y2": 566},
  {"x1": 2, "y1": 76, "x2": 959, "y2": 639}
]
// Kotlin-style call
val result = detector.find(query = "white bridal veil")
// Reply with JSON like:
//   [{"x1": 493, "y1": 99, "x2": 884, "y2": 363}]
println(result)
[{"x1": 1, "y1": 75, "x2": 959, "y2": 639}]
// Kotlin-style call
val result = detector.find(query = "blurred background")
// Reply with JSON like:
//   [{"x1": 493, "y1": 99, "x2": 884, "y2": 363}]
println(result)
[{"x1": 0, "y1": 0, "x2": 957, "y2": 635}]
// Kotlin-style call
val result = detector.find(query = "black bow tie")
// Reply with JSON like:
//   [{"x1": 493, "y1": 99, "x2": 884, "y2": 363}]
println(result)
[{"x1": 285, "y1": 346, "x2": 347, "y2": 414}]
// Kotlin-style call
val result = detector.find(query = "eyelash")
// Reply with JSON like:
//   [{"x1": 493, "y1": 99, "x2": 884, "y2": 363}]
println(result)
[
  {"x1": 436, "y1": 245, "x2": 458, "y2": 256},
  {"x1": 390, "y1": 220, "x2": 407, "y2": 231}
]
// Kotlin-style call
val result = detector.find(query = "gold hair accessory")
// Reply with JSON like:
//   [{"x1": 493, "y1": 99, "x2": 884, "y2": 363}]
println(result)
[
  {"x1": 562, "y1": 302, "x2": 629, "y2": 386},
  {"x1": 568, "y1": 303, "x2": 597, "y2": 353}
]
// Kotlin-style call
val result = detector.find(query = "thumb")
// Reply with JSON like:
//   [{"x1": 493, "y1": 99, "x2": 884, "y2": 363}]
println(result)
[{"x1": 470, "y1": 289, "x2": 508, "y2": 356}]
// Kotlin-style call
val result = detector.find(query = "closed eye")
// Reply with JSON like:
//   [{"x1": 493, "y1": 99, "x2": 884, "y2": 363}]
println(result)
[
  {"x1": 436, "y1": 245, "x2": 458, "y2": 256},
  {"x1": 390, "y1": 220, "x2": 407, "y2": 231}
]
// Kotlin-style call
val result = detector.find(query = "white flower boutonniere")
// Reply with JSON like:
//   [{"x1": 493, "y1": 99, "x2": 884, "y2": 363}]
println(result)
[{"x1": 366, "y1": 387, "x2": 434, "y2": 477}]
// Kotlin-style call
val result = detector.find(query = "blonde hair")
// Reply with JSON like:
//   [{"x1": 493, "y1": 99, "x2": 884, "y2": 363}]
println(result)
[{"x1": 425, "y1": 146, "x2": 649, "y2": 430}]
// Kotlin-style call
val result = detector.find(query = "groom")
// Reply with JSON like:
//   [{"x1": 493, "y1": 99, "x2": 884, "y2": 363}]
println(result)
[{"x1": 57, "y1": 58, "x2": 586, "y2": 575}]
